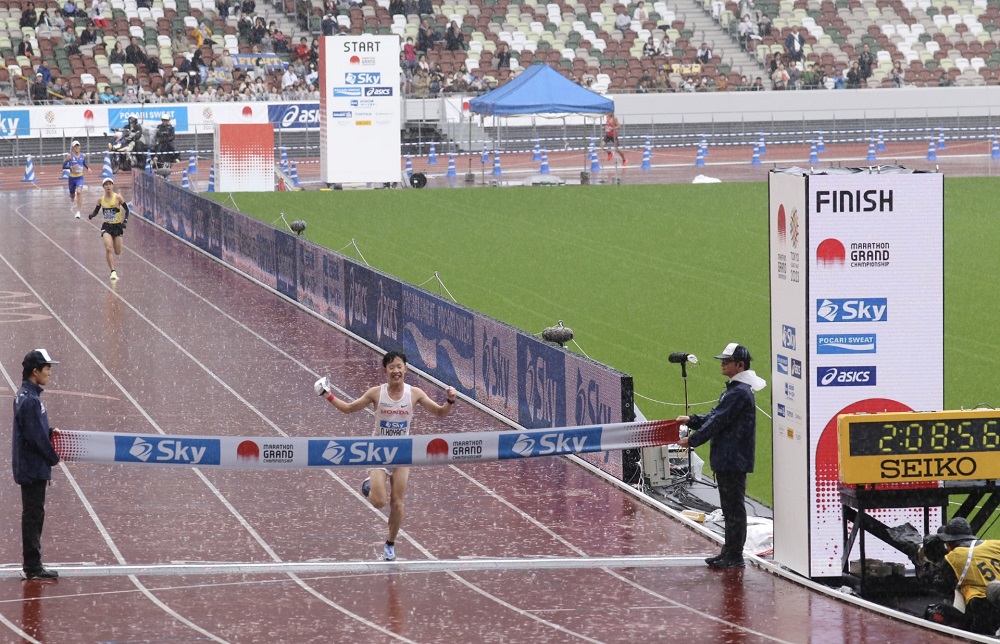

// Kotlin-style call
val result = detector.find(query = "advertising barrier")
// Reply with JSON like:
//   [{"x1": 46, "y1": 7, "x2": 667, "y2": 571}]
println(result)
[{"x1": 132, "y1": 171, "x2": 636, "y2": 479}]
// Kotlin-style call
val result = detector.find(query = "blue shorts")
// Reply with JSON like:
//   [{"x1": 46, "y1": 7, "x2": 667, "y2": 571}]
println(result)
[{"x1": 68, "y1": 175, "x2": 84, "y2": 197}]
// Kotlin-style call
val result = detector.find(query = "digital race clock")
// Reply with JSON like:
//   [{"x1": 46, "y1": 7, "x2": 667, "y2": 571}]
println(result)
[{"x1": 838, "y1": 410, "x2": 1000, "y2": 484}]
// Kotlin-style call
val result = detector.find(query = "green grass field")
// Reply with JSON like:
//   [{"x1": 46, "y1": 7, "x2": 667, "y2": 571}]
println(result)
[{"x1": 207, "y1": 179, "x2": 1000, "y2": 511}]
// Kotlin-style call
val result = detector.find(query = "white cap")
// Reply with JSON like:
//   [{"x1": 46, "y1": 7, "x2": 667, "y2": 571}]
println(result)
[{"x1": 71, "y1": 139, "x2": 80, "y2": 147}]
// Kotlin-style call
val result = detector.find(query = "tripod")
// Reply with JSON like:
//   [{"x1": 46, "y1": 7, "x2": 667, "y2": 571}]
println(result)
[{"x1": 673, "y1": 357, "x2": 716, "y2": 490}]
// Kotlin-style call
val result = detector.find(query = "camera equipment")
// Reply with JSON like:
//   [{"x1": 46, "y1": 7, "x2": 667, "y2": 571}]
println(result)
[
  {"x1": 290, "y1": 220, "x2": 307, "y2": 235},
  {"x1": 668, "y1": 352, "x2": 699, "y2": 365},
  {"x1": 541, "y1": 320, "x2": 573, "y2": 347}
]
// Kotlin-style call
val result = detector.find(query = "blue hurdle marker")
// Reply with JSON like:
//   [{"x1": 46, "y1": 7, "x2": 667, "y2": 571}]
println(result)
[
  {"x1": 492, "y1": 150, "x2": 502, "y2": 176},
  {"x1": 866, "y1": 139, "x2": 877, "y2": 162},
  {"x1": 21, "y1": 155, "x2": 37, "y2": 182},
  {"x1": 427, "y1": 141, "x2": 438, "y2": 165},
  {"x1": 809, "y1": 142, "x2": 818, "y2": 164},
  {"x1": 927, "y1": 140, "x2": 937, "y2": 161},
  {"x1": 992, "y1": 135, "x2": 1000, "y2": 160},
  {"x1": 751, "y1": 143, "x2": 761, "y2": 165},
  {"x1": 446, "y1": 153, "x2": 457, "y2": 178},
  {"x1": 533, "y1": 138, "x2": 541, "y2": 161},
  {"x1": 539, "y1": 149, "x2": 549, "y2": 174}
]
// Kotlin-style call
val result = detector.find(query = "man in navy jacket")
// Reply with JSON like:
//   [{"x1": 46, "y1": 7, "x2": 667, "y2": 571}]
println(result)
[
  {"x1": 677, "y1": 343, "x2": 766, "y2": 569},
  {"x1": 13, "y1": 349, "x2": 62, "y2": 580}
]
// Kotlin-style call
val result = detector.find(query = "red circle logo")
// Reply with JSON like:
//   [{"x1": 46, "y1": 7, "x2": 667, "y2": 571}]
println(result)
[
  {"x1": 426, "y1": 438, "x2": 449, "y2": 459},
  {"x1": 350, "y1": 55, "x2": 360, "y2": 64},
  {"x1": 242, "y1": 106, "x2": 253, "y2": 117},
  {"x1": 816, "y1": 238, "x2": 846, "y2": 266},
  {"x1": 83, "y1": 109, "x2": 94, "y2": 121},
  {"x1": 237, "y1": 440, "x2": 260, "y2": 461}
]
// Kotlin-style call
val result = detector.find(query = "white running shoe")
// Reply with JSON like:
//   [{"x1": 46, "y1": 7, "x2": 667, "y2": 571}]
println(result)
[
  {"x1": 75, "y1": 211, "x2": 81, "y2": 219},
  {"x1": 361, "y1": 478, "x2": 371, "y2": 497},
  {"x1": 110, "y1": 270, "x2": 118, "y2": 281},
  {"x1": 383, "y1": 543, "x2": 395, "y2": 561}
]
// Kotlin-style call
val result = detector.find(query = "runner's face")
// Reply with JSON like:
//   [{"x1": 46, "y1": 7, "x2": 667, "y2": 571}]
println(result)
[
  {"x1": 384, "y1": 357, "x2": 407, "y2": 383},
  {"x1": 104, "y1": 183, "x2": 113, "y2": 195},
  {"x1": 32, "y1": 365, "x2": 52, "y2": 387}
]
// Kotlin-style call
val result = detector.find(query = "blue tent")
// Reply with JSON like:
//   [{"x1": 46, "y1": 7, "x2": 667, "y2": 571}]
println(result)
[{"x1": 468, "y1": 64, "x2": 613, "y2": 116}]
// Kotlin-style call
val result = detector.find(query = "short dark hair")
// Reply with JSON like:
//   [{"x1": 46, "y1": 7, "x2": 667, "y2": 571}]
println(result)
[{"x1": 382, "y1": 351, "x2": 407, "y2": 368}]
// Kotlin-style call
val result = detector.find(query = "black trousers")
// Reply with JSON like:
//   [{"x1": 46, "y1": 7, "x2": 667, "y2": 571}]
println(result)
[
  {"x1": 20, "y1": 480, "x2": 48, "y2": 572},
  {"x1": 716, "y1": 471, "x2": 748, "y2": 559}
]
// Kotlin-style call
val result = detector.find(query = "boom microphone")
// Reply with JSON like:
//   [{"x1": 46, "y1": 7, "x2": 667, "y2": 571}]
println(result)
[{"x1": 668, "y1": 352, "x2": 698, "y2": 364}]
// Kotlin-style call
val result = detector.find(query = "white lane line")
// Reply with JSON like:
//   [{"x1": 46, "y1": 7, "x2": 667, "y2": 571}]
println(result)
[
  {"x1": 0, "y1": 250, "x2": 229, "y2": 644},
  {"x1": 8, "y1": 210, "x2": 415, "y2": 643},
  {"x1": 0, "y1": 556, "x2": 707, "y2": 578},
  {"x1": 451, "y1": 464, "x2": 796, "y2": 643}
]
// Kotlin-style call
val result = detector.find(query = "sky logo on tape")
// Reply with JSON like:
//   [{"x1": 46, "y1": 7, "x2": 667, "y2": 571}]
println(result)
[
  {"x1": 781, "y1": 325, "x2": 796, "y2": 350},
  {"x1": 114, "y1": 436, "x2": 221, "y2": 465},
  {"x1": 818, "y1": 334, "x2": 877, "y2": 354},
  {"x1": 345, "y1": 72, "x2": 381, "y2": 84},
  {"x1": 816, "y1": 298, "x2": 887, "y2": 323},
  {"x1": 364, "y1": 87, "x2": 393, "y2": 97},
  {"x1": 817, "y1": 366, "x2": 877, "y2": 386},
  {"x1": 498, "y1": 427, "x2": 602, "y2": 459},
  {"x1": 776, "y1": 354, "x2": 789, "y2": 375},
  {"x1": 333, "y1": 87, "x2": 362, "y2": 97},
  {"x1": 307, "y1": 439, "x2": 412, "y2": 466}
]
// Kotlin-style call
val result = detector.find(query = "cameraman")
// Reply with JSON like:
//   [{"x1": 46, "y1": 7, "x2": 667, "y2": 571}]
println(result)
[
  {"x1": 154, "y1": 115, "x2": 177, "y2": 166},
  {"x1": 923, "y1": 517, "x2": 1000, "y2": 636}
]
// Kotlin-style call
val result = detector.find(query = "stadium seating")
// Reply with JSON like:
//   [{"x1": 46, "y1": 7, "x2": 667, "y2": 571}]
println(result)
[{"x1": 1, "y1": 0, "x2": 999, "y2": 104}]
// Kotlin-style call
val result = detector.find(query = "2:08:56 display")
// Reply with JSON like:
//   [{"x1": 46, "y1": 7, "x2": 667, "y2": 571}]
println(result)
[{"x1": 849, "y1": 419, "x2": 1000, "y2": 456}]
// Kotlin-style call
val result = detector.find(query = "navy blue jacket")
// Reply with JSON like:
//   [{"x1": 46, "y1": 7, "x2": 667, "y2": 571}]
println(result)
[
  {"x1": 12, "y1": 380, "x2": 60, "y2": 485},
  {"x1": 686, "y1": 379, "x2": 756, "y2": 473}
]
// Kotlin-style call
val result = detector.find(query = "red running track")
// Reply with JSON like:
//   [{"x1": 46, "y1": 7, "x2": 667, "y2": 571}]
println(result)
[{"x1": 0, "y1": 188, "x2": 967, "y2": 643}]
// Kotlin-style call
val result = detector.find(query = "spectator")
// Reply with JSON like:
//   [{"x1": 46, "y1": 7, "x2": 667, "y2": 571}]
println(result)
[
  {"x1": 30, "y1": 74, "x2": 49, "y2": 104},
  {"x1": 614, "y1": 8, "x2": 631, "y2": 32},
  {"x1": 495, "y1": 42, "x2": 511, "y2": 69},
  {"x1": 412, "y1": 68, "x2": 430, "y2": 95},
  {"x1": 19, "y1": 8, "x2": 36, "y2": 29},
  {"x1": 250, "y1": 17, "x2": 267, "y2": 45},
  {"x1": 79, "y1": 87, "x2": 98, "y2": 103},
  {"x1": 49, "y1": 78, "x2": 73, "y2": 105},
  {"x1": 445, "y1": 20, "x2": 464, "y2": 51},
  {"x1": 220, "y1": 49, "x2": 234, "y2": 74},
  {"x1": 737, "y1": 15, "x2": 755, "y2": 52},
  {"x1": 91, "y1": 0, "x2": 108, "y2": 29},
  {"x1": 17, "y1": 40, "x2": 35, "y2": 58},
  {"x1": 417, "y1": 19, "x2": 435, "y2": 52},
  {"x1": 322, "y1": 14, "x2": 336, "y2": 36},
  {"x1": 417, "y1": 0, "x2": 432, "y2": 14},
  {"x1": 404, "y1": 0, "x2": 417, "y2": 15},
  {"x1": 771, "y1": 63, "x2": 788, "y2": 90},
  {"x1": 757, "y1": 13, "x2": 772, "y2": 37},
  {"x1": 172, "y1": 28, "x2": 189, "y2": 54},
  {"x1": 889, "y1": 60, "x2": 905, "y2": 88},
  {"x1": 636, "y1": 73, "x2": 651, "y2": 93},
  {"x1": 62, "y1": 0, "x2": 79, "y2": 18},
  {"x1": 846, "y1": 60, "x2": 862, "y2": 88},
  {"x1": 241, "y1": 0, "x2": 255, "y2": 13},
  {"x1": 109, "y1": 41, "x2": 126, "y2": 64},
  {"x1": 36, "y1": 61, "x2": 52, "y2": 85},
  {"x1": 751, "y1": 76, "x2": 764, "y2": 90},
  {"x1": 696, "y1": 42, "x2": 712, "y2": 65},
  {"x1": 389, "y1": 0, "x2": 404, "y2": 15},
  {"x1": 830, "y1": 66, "x2": 844, "y2": 89},
  {"x1": 800, "y1": 62, "x2": 819, "y2": 89},
  {"x1": 293, "y1": 37, "x2": 309, "y2": 62},
  {"x1": 121, "y1": 76, "x2": 140, "y2": 103},
  {"x1": 785, "y1": 25, "x2": 804, "y2": 65},
  {"x1": 79, "y1": 24, "x2": 96, "y2": 46},
  {"x1": 642, "y1": 35, "x2": 660, "y2": 57},
  {"x1": 736, "y1": 75, "x2": 749, "y2": 90},
  {"x1": 654, "y1": 67, "x2": 671, "y2": 91},
  {"x1": 126, "y1": 36, "x2": 146, "y2": 66},
  {"x1": 62, "y1": 23, "x2": 81, "y2": 55},
  {"x1": 402, "y1": 36, "x2": 417, "y2": 71},
  {"x1": 633, "y1": 0, "x2": 648, "y2": 21},
  {"x1": 858, "y1": 43, "x2": 875, "y2": 82},
  {"x1": 195, "y1": 21, "x2": 214, "y2": 47},
  {"x1": 281, "y1": 65, "x2": 298, "y2": 90},
  {"x1": 273, "y1": 28, "x2": 287, "y2": 54},
  {"x1": 308, "y1": 38, "x2": 319, "y2": 65},
  {"x1": 768, "y1": 51, "x2": 784, "y2": 76},
  {"x1": 259, "y1": 30, "x2": 274, "y2": 53},
  {"x1": 37, "y1": 10, "x2": 63, "y2": 30},
  {"x1": 190, "y1": 49, "x2": 207, "y2": 86}
]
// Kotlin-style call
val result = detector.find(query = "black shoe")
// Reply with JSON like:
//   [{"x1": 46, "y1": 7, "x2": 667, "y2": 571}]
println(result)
[
  {"x1": 708, "y1": 557, "x2": 745, "y2": 569},
  {"x1": 705, "y1": 554, "x2": 724, "y2": 565},
  {"x1": 22, "y1": 567, "x2": 58, "y2": 580}
]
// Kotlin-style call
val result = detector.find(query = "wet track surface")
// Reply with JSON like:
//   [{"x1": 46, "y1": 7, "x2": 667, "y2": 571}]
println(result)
[{"x1": 0, "y1": 184, "x2": 974, "y2": 642}]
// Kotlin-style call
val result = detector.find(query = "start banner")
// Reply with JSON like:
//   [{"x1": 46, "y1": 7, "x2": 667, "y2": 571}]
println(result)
[{"x1": 52, "y1": 420, "x2": 679, "y2": 470}]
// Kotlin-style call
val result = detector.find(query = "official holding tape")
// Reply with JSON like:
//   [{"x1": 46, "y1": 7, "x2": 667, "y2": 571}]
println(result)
[{"x1": 677, "y1": 343, "x2": 766, "y2": 569}]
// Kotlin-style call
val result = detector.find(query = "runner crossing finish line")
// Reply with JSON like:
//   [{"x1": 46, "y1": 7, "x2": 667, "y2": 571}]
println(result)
[{"x1": 51, "y1": 420, "x2": 680, "y2": 469}]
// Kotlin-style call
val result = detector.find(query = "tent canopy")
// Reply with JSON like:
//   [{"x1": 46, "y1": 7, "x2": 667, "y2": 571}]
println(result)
[{"x1": 468, "y1": 64, "x2": 614, "y2": 116}]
